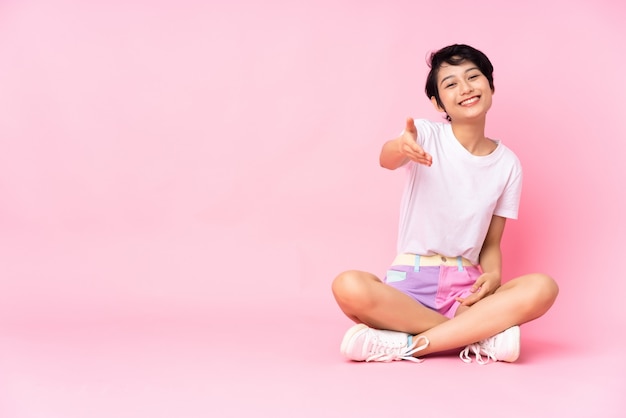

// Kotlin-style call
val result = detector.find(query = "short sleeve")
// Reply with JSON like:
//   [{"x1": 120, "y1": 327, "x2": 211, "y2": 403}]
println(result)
[{"x1": 494, "y1": 165, "x2": 523, "y2": 219}]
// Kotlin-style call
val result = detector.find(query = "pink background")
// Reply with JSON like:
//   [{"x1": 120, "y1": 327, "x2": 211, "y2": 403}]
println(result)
[{"x1": 1, "y1": 0, "x2": 625, "y2": 417}]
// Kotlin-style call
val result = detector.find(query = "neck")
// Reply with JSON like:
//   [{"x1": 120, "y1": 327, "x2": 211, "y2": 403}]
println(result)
[{"x1": 450, "y1": 118, "x2": 493, "y2": 155}]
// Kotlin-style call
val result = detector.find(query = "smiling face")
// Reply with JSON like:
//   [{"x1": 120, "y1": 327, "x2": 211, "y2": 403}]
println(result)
[{"x1": 431, "y1": 59, "x2": 494, "y2": 122}]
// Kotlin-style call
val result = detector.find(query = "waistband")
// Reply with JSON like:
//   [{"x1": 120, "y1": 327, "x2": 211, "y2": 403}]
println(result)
[{"x1": 392, "y1": 253, "x2": 475, "y2": 268}]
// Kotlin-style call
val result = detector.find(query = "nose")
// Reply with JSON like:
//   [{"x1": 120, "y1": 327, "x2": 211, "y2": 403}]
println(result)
[{"x1": 459, "y1": 79, "x2": 473, "y2": 95}]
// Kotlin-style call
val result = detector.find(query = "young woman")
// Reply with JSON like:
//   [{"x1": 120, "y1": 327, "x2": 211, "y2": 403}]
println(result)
[{"x1": 331, "y1": 44, "x2": 559, "y2": 364}]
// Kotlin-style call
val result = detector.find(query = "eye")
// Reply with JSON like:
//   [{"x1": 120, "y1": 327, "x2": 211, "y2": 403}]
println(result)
[
  {"x1": 468, "y1": 74, "x2": 479, "y2": 80},
  {"x1": 445, "y1": 82, "x2": 457, "y2": 88}
]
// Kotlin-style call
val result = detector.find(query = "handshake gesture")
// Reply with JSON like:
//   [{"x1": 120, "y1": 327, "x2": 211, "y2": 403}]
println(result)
[{"x1": 399, "y1": 118, "x2": 433, "y2": 167}]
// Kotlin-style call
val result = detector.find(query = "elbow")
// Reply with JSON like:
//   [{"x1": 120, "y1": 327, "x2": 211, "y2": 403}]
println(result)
[
  {"x1": 379, "y1": 158, "x2": 392, "y2": 170},
  {"x1": 379, "y1": 156, "x2": 403, "y2": 170}
]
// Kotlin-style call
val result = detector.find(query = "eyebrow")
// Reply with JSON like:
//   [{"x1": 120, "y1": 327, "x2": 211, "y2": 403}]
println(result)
[{"x1": 439, "y1": 66, "x2": 480, "y2": 86}]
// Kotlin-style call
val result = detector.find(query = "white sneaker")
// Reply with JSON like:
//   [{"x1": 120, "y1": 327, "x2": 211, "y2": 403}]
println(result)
[
  {"x1": 340, "y1": 323, "x2": 429, "y2": 363},
  {"x1": 460, "y1": 325, "x2": 521, "y2": 364}
]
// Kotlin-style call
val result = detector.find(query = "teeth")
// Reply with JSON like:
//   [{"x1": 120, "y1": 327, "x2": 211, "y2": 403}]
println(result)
[{"x1": 461, "y1": 97, "x2": 479, "y2": 105}]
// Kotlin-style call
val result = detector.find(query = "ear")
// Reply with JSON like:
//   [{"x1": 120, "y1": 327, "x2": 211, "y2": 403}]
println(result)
[{"x1": 430, "y1": 96, "x2": 445, "y2": 113}]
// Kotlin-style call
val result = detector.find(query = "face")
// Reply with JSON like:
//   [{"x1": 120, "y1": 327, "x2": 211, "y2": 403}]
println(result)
[{"x1": 431, "y1": 60, "x2": 494, "y2": 122}]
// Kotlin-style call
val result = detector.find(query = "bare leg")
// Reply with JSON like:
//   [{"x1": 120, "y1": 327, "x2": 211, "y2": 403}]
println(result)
[
  {"x1": 331, "y1": 269, "x2": 448, "y2": 334},
  {"x1": 416, "y1": 273, "x2": 559, "y2": 356},
  {"x1": 333, "y1": 269, "x2": 558, "y2": 358}
]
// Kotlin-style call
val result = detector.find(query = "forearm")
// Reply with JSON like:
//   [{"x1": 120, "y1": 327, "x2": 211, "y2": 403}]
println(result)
[
  {"x1": 379, "y1": 137, "x2": 408, "y2": 170},
  {"x1": 478, "y1": 242, "x2": 502, "y2": 280}
]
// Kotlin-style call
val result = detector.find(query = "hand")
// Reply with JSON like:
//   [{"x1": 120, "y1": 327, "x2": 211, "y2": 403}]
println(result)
[
  {"x1": 399, "y1": 118, "x2": 432, "y2": 166},
  {"x1": 456, "y1": 272, "x2": 501, "y2": 307}
]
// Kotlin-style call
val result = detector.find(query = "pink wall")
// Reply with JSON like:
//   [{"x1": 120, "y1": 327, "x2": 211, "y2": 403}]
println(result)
[{"x1": 1, "y1": 0, "x2": 625, "y2": 341}]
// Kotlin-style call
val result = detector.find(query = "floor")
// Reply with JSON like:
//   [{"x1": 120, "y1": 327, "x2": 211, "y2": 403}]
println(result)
[
  {"x1": 1, "y1": 1, "x2": 625, "y2": 416},
  {"x1": 1, "y1": 295, "x2": 623, "y2": 418}
]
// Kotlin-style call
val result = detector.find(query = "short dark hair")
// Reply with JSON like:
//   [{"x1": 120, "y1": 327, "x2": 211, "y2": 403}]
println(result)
[{"x1": 425, "y1": 44, "x2": 494, "y2": 121}]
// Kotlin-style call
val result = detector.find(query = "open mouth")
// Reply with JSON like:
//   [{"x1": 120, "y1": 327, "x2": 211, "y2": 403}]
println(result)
[{"x1": 459, "y1": 96, "x2": 480, "y2": 106}]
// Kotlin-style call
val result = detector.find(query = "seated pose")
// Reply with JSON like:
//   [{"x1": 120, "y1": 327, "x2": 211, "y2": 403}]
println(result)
[{"x1": 332, "y1": 44, "x2": 559, "y2": 364}]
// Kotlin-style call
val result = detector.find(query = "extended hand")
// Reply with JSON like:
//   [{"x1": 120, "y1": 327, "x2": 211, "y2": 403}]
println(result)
[{"x1": 400, "y1": 118, "x2": 432, "y2": 166}]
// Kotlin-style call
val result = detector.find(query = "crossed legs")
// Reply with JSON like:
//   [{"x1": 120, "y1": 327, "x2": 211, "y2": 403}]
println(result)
[{"x1": 331, "y1": 269, "x2": 559, "y2": 357}]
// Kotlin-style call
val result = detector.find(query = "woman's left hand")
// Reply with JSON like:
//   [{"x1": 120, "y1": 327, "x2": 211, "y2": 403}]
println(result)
[{"x1": 456, "y1": 272, "x2": 501, "y2": 307}]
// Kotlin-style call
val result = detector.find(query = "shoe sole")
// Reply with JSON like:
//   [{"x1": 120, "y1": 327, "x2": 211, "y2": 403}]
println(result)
[{"x1": 340, "y1": 323, "x2": 369, "y2": 357}]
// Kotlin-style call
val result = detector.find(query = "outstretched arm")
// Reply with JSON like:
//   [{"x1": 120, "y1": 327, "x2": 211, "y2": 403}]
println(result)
[{"x1": 379, "y1": 118, "x2": 433, "y2": 170}]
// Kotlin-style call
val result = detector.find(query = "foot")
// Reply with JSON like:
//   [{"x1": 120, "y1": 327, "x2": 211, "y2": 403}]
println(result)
[
  {"x1": 459, "y1": 325, "x2": 521, "y2": 364},
  {"x1": 340, "y1": 323, "x2": 429, "y2": 363}
]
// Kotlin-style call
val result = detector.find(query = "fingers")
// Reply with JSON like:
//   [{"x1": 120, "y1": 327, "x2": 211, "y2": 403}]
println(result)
[
  {"x1": 457, "y1": 291, "x2": 484, "y2": 307},
  {"x1": 401, "y1": 118, "x2": 432, "y2": 166},
  {"x1": 457, "y1": 277, "x2": 486, "y2": 306},
  {"x1": 403, "y1": 144, "x2": 432, "y2": 166},
  {"x1": 406, "y1": 150, "x2": 433, "y2": 166},
  {"x1": 457, "y1": 274, "x2": 500, "y2": 307}
]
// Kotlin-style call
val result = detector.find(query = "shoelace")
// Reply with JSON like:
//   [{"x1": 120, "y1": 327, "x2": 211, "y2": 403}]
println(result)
[
  {"x1": 459, "y1": 339, "x2": 497, "y2": 365},
  {"x1": 366, "y1": 335, "x2": 430, "y2": 363}
]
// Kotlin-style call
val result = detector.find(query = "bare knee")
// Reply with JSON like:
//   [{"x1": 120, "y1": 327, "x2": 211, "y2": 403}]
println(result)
[
  {"x1": 532, "y1": 273, "x2": 559, "y2": 304},
  {"x1": 521, "y1": 273, "x2": 559, "y2": 315},
  {"x1": 331, "y1": 270, "x2": 378, "y2": 311}
]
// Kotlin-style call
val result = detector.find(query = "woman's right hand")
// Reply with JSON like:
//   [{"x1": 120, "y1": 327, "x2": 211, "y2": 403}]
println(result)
[{"x1": 399, "y1": 118, "x2": 432, "y2": 166}]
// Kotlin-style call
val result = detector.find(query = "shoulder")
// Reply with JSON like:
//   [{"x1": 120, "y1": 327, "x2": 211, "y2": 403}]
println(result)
[
  {"x1": 492, "y1": 142, "x2": 523, "y2": 182},
  {"x1": 414, "y1": 118, "x2": 448, "y2": 130},
  {"x1": 413, "y1": 119, "x2": 450, "y2": 140},
  {"x1": 496, "y1": 142, "x2": 522, "y2": 168}
]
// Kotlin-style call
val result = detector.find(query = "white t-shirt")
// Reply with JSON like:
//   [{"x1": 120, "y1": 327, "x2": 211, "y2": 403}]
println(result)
[{"x1": 396, "y1": 119, "x2": 523, "y2": 265}]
